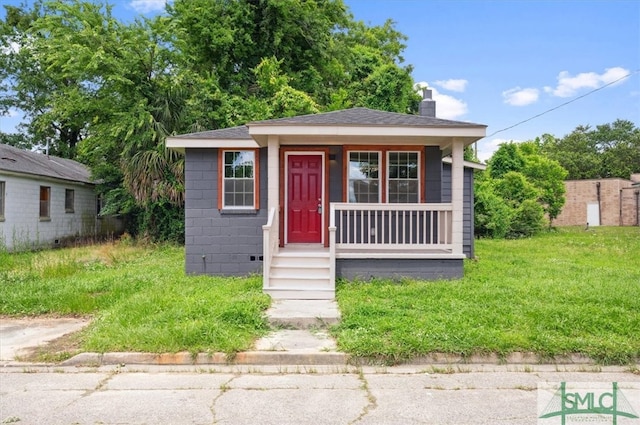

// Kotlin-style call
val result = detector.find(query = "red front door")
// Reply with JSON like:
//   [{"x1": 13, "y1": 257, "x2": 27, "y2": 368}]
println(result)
[{"x1": 287, "y1": 154, "x2": 323, "y2": 243}]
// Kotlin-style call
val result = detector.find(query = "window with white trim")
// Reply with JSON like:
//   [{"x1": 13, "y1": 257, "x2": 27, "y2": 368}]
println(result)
[
  {"x1": 387, "y1": 151, "x2": 420, "y2": 203},
  {"x1": 0, "y1": 181, "x2": 5, "y2": 219},
  {"x1": 40, "y1": 186, "x2": 51, "y2": 219},
  {"x1": 222, "y1": 150, "x2": 256, "y2": 208},
  {"x1": 348, "y1": 151, "x2": 380, "y2": 203},
  {"x1": 65, "y1": 189, "x2": 75, "y2": 213}
]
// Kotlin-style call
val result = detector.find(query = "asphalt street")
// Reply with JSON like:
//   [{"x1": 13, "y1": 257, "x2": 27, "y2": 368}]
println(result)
[{"x1": 1, "y1": 364, "x2": 638, "y2": 425}]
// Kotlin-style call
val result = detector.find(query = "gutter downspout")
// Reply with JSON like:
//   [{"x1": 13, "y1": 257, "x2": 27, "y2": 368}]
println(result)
[
  {"x1": 619, "y1": 189, "x2": 623, "y2": 226},
  {"x1": 636, "y1": 190, "x2": 640, "y2": 227},
  {"x1": 596, "y1": 182, "x2": 601, "y2": 226}
]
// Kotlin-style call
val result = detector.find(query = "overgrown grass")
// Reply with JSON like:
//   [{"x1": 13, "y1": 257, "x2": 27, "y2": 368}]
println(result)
[
  {"x1": 0, "y1": 243, "x2": 270, "y2": 355},
  {"x1": 333, "y1": 227, "x2": 640, "y2": 365},
  {"x1": 2, "y1": 227, "x2": 639, "y2": 364}
]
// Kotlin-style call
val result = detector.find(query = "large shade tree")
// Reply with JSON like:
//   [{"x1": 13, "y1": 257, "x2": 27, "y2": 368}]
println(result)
[
  {"x1": 539, "y1": 120, "x2": 640, "y2": 180},
  {"x1": 1, "y1": 0, "x2": 420, "y2": 241}
]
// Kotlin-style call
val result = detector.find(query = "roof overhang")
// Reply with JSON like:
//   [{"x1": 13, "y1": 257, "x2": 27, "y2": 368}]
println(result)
[
  {"x1": 167, "y1": 126, "x2": 486, "y2": 152},
  {"x1": 248, "y1": 124, "x2": 486, "y2": 147},
  {"x1": 166, "y1": 137, "x2": 259, "y2": 153},
  {"x1": 442, "y1": 156, "x2": 487, "y2": 170}
]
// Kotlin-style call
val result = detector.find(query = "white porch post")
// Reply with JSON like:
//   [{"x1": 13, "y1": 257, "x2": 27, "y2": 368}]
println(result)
[
  {"x1": 451, "y1": 139, "x2": 464, "y2": 255},
  {"x1": 267, "y1": 135, "x2": 280, "y2": 212},
  {"x1": 263, "y1": 135, "x2": 280, "y2": 291}
]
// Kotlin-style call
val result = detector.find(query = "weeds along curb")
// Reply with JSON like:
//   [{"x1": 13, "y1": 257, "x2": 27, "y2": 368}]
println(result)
[{"x1": 53, "y1": 351, "x2": 627, "y2": 367}]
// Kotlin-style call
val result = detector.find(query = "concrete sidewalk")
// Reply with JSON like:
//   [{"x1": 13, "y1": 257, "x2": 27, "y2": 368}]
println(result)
[{"x1": 1, "y1": 364, "x2": 638, "y2": 425}]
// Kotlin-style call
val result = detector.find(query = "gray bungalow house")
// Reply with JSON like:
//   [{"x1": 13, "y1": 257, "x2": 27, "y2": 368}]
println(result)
[{"x1": 167, "y1": 92, "x2": 487, "y2": 299}]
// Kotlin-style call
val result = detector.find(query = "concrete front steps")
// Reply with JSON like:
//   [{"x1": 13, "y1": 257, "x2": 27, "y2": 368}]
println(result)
[
  {"x1": 251, "y1": 299, "x2": 342, "y2": 361},
  {"x1": 264, "y1": 247, "x2": 334, "y2": 300}
]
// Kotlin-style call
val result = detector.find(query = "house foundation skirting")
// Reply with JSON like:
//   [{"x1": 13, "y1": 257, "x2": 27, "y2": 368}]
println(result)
[{"x1": 335, "y1": 258, "x2": 463, "y2": 281}]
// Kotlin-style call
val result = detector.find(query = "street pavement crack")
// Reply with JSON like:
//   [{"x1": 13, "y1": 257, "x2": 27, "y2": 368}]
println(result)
[
  {"x1": 210, "y1": 374, "x2": 238, "y2": 424},
  {"x1": 350, "y1": 370, "x2": 377, "y2": 424}
]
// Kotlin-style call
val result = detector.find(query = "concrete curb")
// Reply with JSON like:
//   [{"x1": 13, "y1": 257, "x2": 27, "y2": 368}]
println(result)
[
  {"x1": 61, "y1": 351, "x2": 350, "y2": 367},
  {"x1": 57, "y1": 351, "x2": 605, "y2": 367}
]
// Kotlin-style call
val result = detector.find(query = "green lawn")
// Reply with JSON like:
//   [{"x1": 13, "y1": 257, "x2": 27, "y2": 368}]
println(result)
[
  {"x1": 333, "y1": 226, "x2": 640, "y2": 364},
  {"x1": 0, "y1": 244, "x2": 270, "y2": 355},
  {"x1": 1, "y1": 227, "x2": 638, "y2": 364}
]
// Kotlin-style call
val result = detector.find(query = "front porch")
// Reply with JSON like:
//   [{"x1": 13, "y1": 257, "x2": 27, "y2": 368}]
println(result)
[{"x1": 263, "y1": 202, "x2": 463, "y2": 299}]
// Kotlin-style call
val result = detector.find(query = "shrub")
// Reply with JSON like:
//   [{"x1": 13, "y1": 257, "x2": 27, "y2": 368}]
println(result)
[
  {"x1": 474, "y1": 181, "x2": 512, "y2": 238},
  {"x1": 507, "y1": 199, "x2": 545, "y2": 238}
]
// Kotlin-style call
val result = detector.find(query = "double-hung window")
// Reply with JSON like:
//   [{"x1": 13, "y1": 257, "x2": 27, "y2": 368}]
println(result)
[
  {"x1": 347, "y1": 150, "x2": 421, "y2": 203},
  {"x1": 39, "y1": 186, "x2": 51, "y2": 219},
  {"x1": 65, "y1": 189, "x2": 75, "y2": 213},
  {"x1": 221, "y1": 150, "x2": 258, "y2": 209},
  {"x1": 387, "y1": 151, "x2": 420, "y2": 203},
  {"x1": 348, "y1": 151, "x2": 380, "y2": 203},
  {"x1": 0, "y1": 181, "x2": 5, "y2": 220}
]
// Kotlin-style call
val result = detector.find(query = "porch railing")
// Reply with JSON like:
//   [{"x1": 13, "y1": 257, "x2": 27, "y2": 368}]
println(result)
[
  {"x1": 262, "y1": 207, "x2": 278, "y2": 289},
  {"x1": 329, "y1": 203, "x2": 453, "y2": 252}
]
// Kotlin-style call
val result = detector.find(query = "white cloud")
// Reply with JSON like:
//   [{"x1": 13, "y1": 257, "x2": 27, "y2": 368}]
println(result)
[
  {"x1": 129, "y1": 0, "x2": 166, "y2": 13},
  {"x1": 415, "y1": 81, "x2": 468, "y2": 119},
  {"x1": 433, "y1": 79, "x2": 468, "y2": 92},
  {"x1": 502, "y1": 87, "x2": 539, "y2": 106},
  {"x1": 476, "y1": 138, "x2": 522, "y2": 163},
  {"x1": 544, "y1": 67, "x2": 630, "y2": 98}
]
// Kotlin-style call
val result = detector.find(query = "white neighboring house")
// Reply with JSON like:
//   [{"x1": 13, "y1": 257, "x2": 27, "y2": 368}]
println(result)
[{"x1": 0, "y1": 143, "x2": 118, "y2": 251}]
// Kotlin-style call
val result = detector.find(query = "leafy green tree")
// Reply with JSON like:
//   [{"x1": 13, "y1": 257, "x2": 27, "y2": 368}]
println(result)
[
  {"x1": 540, "y1": 120, "x2": 640, "y2": 180},
  {"x1": 1, "y1": 0, "x2": 422, "y2": 242},
  {"x1": 487, "y1": 142, "x2": 524, "y2": 179},
  {"x1": 522, "y1": 154, "x2": 567, "y2": 225},
  {"x1": 492, "y1": 171, "x2": 540, "y2": 208},
  {"x1": 594, "y1": 120, "x2": 640, "y2": 179},
  {"x1": 476, "y1": 141, "x2": 567, "y2": 237}
]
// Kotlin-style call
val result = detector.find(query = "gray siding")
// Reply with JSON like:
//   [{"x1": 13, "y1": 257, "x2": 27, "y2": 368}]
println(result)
[
  {"x1": 182, "y1": 147, "x2": 476, "y2": 278},
  {"x1": 336, "y1": 258, "x2": 463, "y2": 280},
  {"x1": 328, "y1": 147, "x2": 343, "y2": 203},
  {"x1": 184, "y1": 148, "x2": 267, "y2": 275},
  {"x1": 424, "y1": 146, "x2": 442, "y2": 202},
  {"x1": 442, "y1": 164, "x2": 475, "y2": 258}
]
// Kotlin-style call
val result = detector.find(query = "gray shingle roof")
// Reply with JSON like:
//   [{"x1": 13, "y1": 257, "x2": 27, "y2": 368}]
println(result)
[
  {"x1": 171, "y1": 125, "x2": 250, "y2": 140},
  {"x1": 0, "y1": 144, "x2": 92, "y2": 184},
  {"x1": 249, "y1": 107, "x2": 486, "y2": 128},
  {"x1": 169, "y1": 108, "x2": 486, "y2": 140}
]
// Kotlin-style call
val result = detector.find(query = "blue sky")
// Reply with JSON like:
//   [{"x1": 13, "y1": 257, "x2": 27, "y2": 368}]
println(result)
[{"x1": 1, "y1": 0, "x2": 639, "y2": 161}]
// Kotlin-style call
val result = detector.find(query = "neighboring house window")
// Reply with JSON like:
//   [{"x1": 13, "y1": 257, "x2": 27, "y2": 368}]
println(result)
[
  {"x1": 40, "y1": 186, "x2": 51, "y2": 219},
  {"x1": 388, "y1": 151, "x2": 420, "y2": 203},
  {"x1": 348, "y1": 151, "x2": 380, "y2": 203},
  {"x1": 0, "y1": 181, "x2": 5, "y2": 219},
  {"x1": 221, "y1": 150, "x2": 258, "y2": 209},
  {"x1": 65, "y1": 189, "x2": 75, "y2": 213},
  {"x1": 347, "y1": 150, "x2": 421, "y2": 203}
]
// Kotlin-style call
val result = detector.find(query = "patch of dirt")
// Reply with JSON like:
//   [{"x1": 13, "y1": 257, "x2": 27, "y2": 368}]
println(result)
[{"x1": 17, "y1": 330, "x2": 85, "y2": 363}]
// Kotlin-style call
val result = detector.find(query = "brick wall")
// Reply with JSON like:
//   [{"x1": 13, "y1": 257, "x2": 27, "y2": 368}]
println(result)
[{"x1": 554, "y1": 178, "x2": 640, "y2": 226}]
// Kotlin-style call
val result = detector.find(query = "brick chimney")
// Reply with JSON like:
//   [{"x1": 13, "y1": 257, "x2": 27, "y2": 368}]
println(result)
[{"x1": 419, "y1": 87, "x2": 436, "y2": 117}]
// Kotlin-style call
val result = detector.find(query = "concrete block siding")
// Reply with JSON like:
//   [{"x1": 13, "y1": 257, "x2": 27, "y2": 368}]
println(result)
[
  {"x1": 184, "y1": 148, "x2": 267, "y2": 275},
  {"x1": 0, "y1": 174, "x2": 96, "y2": 250},
  {"x1": 184, "y1": 147, "x2": 477, "y2": 278},
  {"x1": 337, "y1": 258, "x2": 463, "y2": 281}
]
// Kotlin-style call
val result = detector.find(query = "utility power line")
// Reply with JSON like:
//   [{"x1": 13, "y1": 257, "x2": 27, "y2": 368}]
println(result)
[{"x1": 486, "y1": 69, "x2": 640, "y2": 139}]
